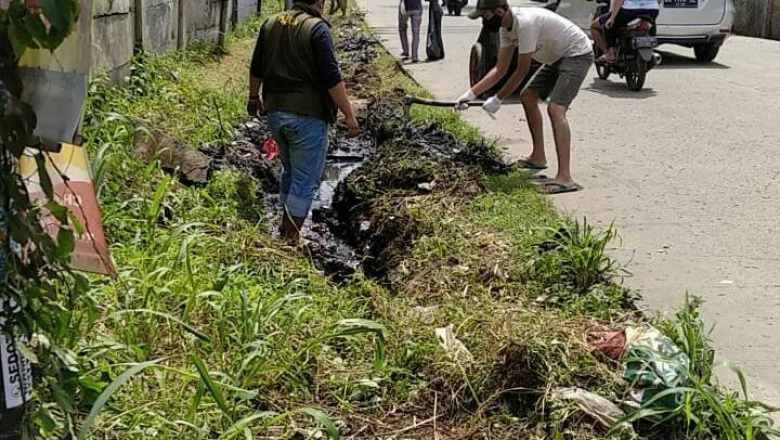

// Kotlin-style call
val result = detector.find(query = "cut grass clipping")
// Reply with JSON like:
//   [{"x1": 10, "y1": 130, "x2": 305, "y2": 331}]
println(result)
[{"x1": 45, "y1": 5, "x2": 777, "y2": 440}]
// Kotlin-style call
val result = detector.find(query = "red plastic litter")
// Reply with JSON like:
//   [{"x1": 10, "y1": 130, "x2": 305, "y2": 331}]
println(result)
[{"x1": 262, "y1": 137, "x2": 279, "y2": 162}]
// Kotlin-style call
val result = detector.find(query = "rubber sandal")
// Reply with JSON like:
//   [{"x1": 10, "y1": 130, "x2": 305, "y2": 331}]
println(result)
[
  {"x1": 514, "y1": 157, "x2": 548, "y2": 170},
  {"x1": 528, "y1": 174, "x2": 550, "y2": 182},
  {"x1": 540, "y1": 182, "x2": 583, "y2": 195}
]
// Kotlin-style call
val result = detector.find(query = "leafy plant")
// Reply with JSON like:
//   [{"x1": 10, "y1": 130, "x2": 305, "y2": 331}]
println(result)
[
  {"x1": 2, "y1": 0, "x2": 94, "y2": 437},
  {"x1": 533, "y1": 219, "x2": 624, "y2": 294},
  {"x1": 610, "y1": 295, "x2": 780, "y2": 440}
]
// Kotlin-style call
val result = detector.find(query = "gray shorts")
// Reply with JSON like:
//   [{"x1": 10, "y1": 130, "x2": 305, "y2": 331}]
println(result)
[{"x1": 528, "y1": 53, "x2": 593, "y2": 107}]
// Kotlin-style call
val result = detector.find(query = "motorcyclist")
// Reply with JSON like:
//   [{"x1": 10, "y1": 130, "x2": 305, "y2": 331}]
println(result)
[{"x1": 596, "y1": 0, "x2": 660, "y2": 63}]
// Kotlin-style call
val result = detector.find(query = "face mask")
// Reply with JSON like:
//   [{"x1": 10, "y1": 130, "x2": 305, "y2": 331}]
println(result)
[{"x1": 483, "y1": 14, "x2": 503, "y2": 32}]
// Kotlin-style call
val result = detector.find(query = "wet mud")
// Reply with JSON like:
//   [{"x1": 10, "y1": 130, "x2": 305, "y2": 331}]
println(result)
[{"x1": 204, "y1": 17, "x2": 509, "y2": 283}]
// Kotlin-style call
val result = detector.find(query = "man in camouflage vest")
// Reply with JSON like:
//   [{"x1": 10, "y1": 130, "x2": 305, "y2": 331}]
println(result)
[{"x1": 248, "y1": 0, "x2": 359, "y2": 242}]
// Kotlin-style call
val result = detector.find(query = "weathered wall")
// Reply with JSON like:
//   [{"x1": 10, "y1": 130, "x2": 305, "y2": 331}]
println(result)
[
  {"x1": 189, "y1": 0, "x2": 224, "y2": 43},
  {"x1": 140, "y1": 0, "x2": 179, "y2": 53},
  {"x1": 91, "y1": 0, "x2": 254, "y2": 83},
  {"x1": 734, "y1": 0, "x2": 780, "y2": 40},
  {"x1": 237, "y1": 0, "x2": 260, "y2": 22},
  {"x1": 91, "y1": 0, "x2": 135, "y2": 82}
]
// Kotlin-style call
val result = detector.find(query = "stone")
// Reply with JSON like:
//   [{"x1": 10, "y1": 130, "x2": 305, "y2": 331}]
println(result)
[{"x1": 133, "y1": 127, "x2": 212, "y2": 185}]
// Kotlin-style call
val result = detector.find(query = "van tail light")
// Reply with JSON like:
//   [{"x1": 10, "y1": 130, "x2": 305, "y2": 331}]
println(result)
[{"x1": 719, "y1": 28, "x2": 731, "y2": 33}]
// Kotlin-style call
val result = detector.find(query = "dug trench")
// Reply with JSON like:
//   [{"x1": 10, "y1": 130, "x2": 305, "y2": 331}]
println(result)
[
  {"x1": 188, "y1": 16, "x2": 659, "y2": 440},
  {"x1": 205, "y1": 17, "x2": 510, "y2": 285}
]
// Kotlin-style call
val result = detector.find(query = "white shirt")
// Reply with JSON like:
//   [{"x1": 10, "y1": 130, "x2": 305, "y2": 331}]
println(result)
[
  {"x1": 622, "y1": 0, "x2": 660, "y2": 10},
  {"x1": 500, "y1": 7, "x2": 593, "y2": 65}
]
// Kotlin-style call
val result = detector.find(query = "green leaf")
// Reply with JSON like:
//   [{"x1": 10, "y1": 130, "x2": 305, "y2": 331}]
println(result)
[
  {"x1": 45, "y1": 201, "x2": 69, "y2": 223},
  {"x1": 191, "y1": 353, "x2": 232, "y2": 421},
  {"x1": 333, "y1": 319, "x2": 388, "y2": 339},
  {"x1": 111, "y1": 309, "x2": 211, "y2": 343},
  {"x1": 39, "y1": 24, "x2": 69, "y2": 50},
  {"x1": 78, "y1": 359, "x2": 164, "y2": 440},
  {"x1": 331, "y1": 319, "x2": 387, "y2": 370},
  {"x1": 23, "y1": 13, "x2": 49, "y2": 48},
  {"x1": 14, "y1": 341, "x2": 39, "y2": 364},
  {"x1": 40, "y1": 0, "x2": 73, "y2": 31},
  {"x1": 56, "y1": 227, "x2": 75, "y2": 260},
  {"x1": 186, "y1": 381, "x2": 206, "y2": 423},
  {"x1": 68, "y1": 211, "x2": 85, "y2": 236},
  {"x1": 35, "y1": 153, "x2": 54, "y2": 199},
  {"x1": 8, "y1": 22, "x2": 32, "y2": 58},
  {"x1": 52, "y1": 382, "x2": 75, "y2": 412},
  {"x1": 294, "y1": 407, "x2": 340, "y2": 440},
  {"x1": 220, "y1": 411, "x2": 279, "y2": 440}
]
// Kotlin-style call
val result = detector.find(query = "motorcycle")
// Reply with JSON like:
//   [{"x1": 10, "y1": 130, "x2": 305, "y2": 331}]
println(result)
[
  {"x1": 593, "y1": 1, "x2": 662, "y2": 91},
  {"x1": 445, "y1": 0, "x2": 467, "y2": 16}
]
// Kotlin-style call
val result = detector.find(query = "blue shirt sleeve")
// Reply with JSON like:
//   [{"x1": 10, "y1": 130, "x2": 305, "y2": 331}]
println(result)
[
  {"x1": 249, "y1": 21, "x2": 268, "y2": 79},
  {"x1": 311, "y1": 22, "x2": 343, "y2": 90}
]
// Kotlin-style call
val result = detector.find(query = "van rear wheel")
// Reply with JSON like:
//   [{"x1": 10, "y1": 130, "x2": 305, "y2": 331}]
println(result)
[{"x1": 694, "y1": 43, "x2": 720, "y2": 63}]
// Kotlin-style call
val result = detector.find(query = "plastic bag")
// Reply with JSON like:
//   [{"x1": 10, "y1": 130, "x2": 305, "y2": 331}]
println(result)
[{"x1": 426, "y1": 0, "x2": 445, "y2": 61}]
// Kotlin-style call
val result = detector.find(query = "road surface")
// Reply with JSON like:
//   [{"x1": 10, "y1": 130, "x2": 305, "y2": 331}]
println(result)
[{"x1": 359, "y1": 0, "x2": 780, "y2": 407}]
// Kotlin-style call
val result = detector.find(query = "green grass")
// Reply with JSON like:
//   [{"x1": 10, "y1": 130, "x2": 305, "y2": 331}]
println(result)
[{"x1": 45, "y1": 5, "x2": 776, "y2": 440}]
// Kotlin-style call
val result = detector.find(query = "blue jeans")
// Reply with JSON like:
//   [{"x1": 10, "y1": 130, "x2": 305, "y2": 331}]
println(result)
[{"x1": 268, "y1": 111, "x2": 329, "y2": 218}]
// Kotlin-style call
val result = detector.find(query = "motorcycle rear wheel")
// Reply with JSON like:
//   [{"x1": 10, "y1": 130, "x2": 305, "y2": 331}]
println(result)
[
  {"x1": 594, "y1": 46, "x2": 610, "y2": 80},
  {"x1": 625, "y1": 58, "x2": 647, "y2": 91}
]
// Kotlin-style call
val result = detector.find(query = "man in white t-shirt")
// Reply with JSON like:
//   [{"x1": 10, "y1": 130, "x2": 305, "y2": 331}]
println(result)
[{"x1": 456, "y1": 0, "x2": 593, "y2": 194}]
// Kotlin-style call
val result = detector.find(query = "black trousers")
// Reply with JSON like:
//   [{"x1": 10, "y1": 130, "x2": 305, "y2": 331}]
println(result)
[{"x1": 605, "y1": 9, "x2": 659, "y2": 47}]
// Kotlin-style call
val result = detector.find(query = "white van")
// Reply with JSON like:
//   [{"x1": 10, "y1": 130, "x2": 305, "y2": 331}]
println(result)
[{"x1": 555, "y1": 0, "x2": 735, "y2": 62}]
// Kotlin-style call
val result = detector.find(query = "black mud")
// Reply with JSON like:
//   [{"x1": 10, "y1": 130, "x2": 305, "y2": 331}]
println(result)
[{"x1": 204, "y1": 18, "x2": 509, "y2": 283}]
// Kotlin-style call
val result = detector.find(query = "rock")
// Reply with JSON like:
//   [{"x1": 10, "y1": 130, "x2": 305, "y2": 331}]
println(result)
[{"x1": 133, "y1": 127, "x2": 212, "y2": 185}]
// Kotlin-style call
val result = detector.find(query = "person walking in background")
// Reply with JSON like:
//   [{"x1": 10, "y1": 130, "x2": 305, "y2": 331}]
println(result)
[
  {"x1": 426, "y1": 0, "x2": 445, "y2": 61},
  {"x1": 247, "y1": 0, "x2": 360, "y2": 243},
  {"x1": 399, "y1": 0, "x2": 423, "y2": 63}
]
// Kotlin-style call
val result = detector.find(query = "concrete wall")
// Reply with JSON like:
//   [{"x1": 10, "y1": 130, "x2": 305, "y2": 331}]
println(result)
[
  {"x1": 91, "y1": 0, "x2": 255, "y2": 82},
  {"x1": 237, "y1": 0, "x2": 260, "y2": 22},
  {"x1": 734, "y1": 0, "x2": 780, "y2": 40},
  {"x1": 140, "y1": 0, "x2": 179, "y2": 53},
  {"x1": 189, "y1": 0, "x2": 224, "y2": 43},
  {"x1": 92, "y1": 0, "x2": 135, "y2": 82}
]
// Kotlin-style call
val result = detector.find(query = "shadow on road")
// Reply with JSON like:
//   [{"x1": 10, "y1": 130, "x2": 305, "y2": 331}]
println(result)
[
  {"x1": 656, "y1": 51, "x2": 731, "y2": 70},
  {"x1": 584, "y1": 78, "x2": 658, "y2": 99}
]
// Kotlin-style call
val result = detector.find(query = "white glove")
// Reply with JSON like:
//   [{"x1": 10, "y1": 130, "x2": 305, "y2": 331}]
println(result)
[
  {"x1": 455, "y1": 90, "x2": 476, "y2": 110},
  {"x1": 482, "y1": 96, "x2": 502, "y2": 114}
]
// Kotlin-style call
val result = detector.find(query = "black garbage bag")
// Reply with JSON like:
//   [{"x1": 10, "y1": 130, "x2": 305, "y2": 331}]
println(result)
[{"x1": 426, "y1": 0, "x2": 445, "y2": 61}]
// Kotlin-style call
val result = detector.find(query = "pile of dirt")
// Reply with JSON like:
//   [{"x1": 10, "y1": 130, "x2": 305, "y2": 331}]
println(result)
[
  {"x1": 322, "y1": 100, "x2": 509, "y2": 281},
  {"x1": 203, "y1": 118, "x2": 280, "y2": 193},
  {"x1": 336, "y1": 28, "x2": 379, "y2": 64}
]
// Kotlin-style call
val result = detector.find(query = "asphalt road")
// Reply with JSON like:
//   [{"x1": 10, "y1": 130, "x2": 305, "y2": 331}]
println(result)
[{"x1": 359, "y1": 0, "x2": 780, "y2": 407}]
